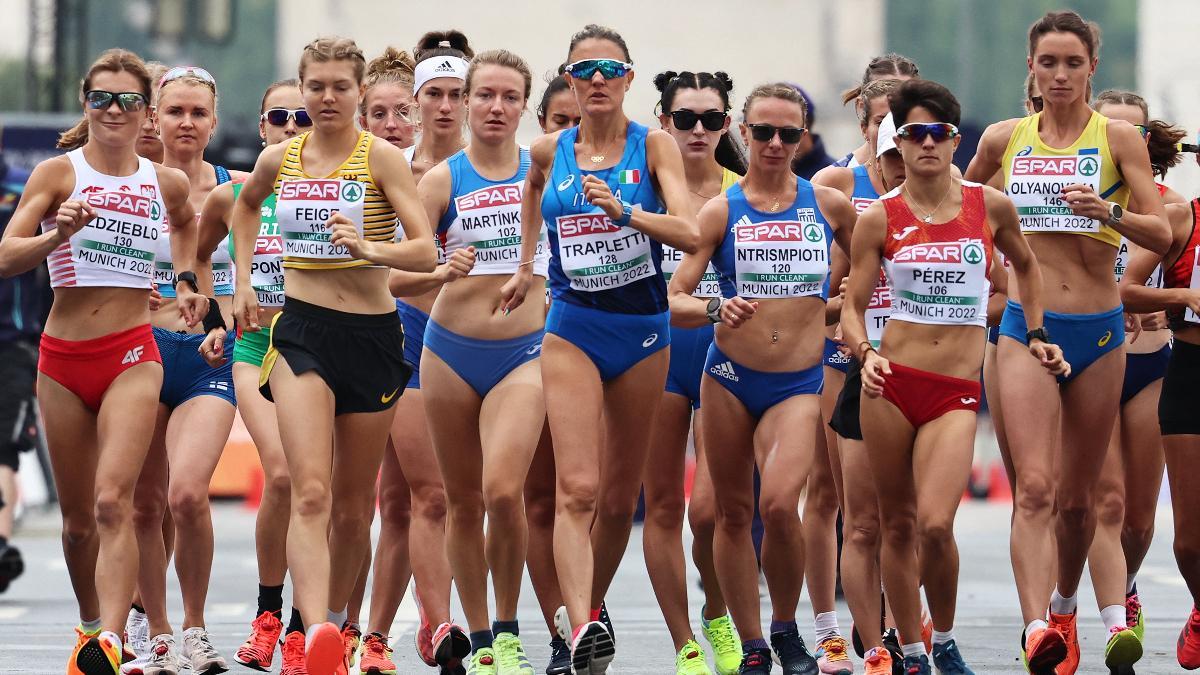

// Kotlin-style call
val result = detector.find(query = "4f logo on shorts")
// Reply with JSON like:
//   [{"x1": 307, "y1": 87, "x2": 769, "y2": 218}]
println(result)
[
  {"x1": 709, "y1": 361, "x2": 739, "y2": 382},
  {"x1": 121, "y1": 346, "x2": 144, "y2": 364}
]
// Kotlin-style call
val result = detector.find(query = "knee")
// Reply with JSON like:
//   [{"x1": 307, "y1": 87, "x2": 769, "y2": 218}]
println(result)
[
  {"x1": 94, "y1": 488, "x2": 132, "y2": 531},
  {"x1": 880, "y1": 509, "x2": 917, "y2": 548},
  {"x1": 759, "y1": 495, "x2": 799, "y2": 531},
  {"x1": 596, "y1": 487, "x2": 638, "y2": 524},
  {"x1": 132, "y1": 488, "x2": 167, "y2": 531},
  {"x1": 1121, "y1": 520, "x2": 1154, "y2": 551},
  {"x1": 264, "y1": 471, "x2": 291, "y2": 502},
  {"x1": 1014, "y1": 474, "x2": 1054, "y2": 517},
  {"x1": 448, "y1": 487, "x2": 486, "y2": 523},
  {"x1": 167, "y1": 483, "x2": 209, "y2": 523},
  {"x1": 378, "y1": 486, "x2": 412, "y2": 529},
  {"x1": 1094, "y1": 486, "x2": 1126, "y2": 528},
  {"x1": 645, "y1": 492, "x2": 685, "y2": 531},
  {"x1": 410, "y1": 483, "x2": 448, "y2": 522},
  {"x1": 1057, "y1": 500, "x2": 1094, "y2": 532},
  {"x1": 844, "y1": 514, "x2": 880, "y2": 549},
  {"x1": 1175, "y1": 534, "x2": 1200, "y2": 569},
  {"x1": 292, "y1": 480, "x2": 332, "y2": 519},
  {"x1": 61, "y1": 509, "x2": 96, "y2": 547},
  {"x1": 918, "y1": 519, "x2": 956, "y2": 553},
  {"x1": 557, "y1": 477, "x2": 598, "y2": 517},
  {"x1": 715, "y1": 500, "x2": 754, "y2": 531},
  {"x1": 330, "y1": 497, "x2": 374, "y2": 536},
  {"x1": 524, "y1": 489, "x2": 555, "y2": 529},
  {"x1": 806, "y1": 481, "x2": 840, "y2": 519},
  {"x1": 687, "y1": 498, "x2": 715, "y2": 534},
  {"x1": 483, "y1": 482, "x2": 523, "y2": 523}
]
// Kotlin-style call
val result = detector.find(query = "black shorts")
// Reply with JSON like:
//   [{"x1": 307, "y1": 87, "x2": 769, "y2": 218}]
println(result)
[
  {"x1": 0, "y1": 342, "x2": 38, "y2": 471},
  {"x1": 260, "y1": 297, "x2": 411, "y2": 416},
  {"x1": 829, "y1": 357, "x2": 863, "y2": 441},
  {"x1": 1160, "y1": 339, "x2": 1200, "y2": 436}
]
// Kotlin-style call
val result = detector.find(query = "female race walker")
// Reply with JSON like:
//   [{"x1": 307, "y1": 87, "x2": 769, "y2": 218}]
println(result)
[
  {"x1": 0, "y1": 49, "x2": 204, "y2": 675},
  {"x1": 669, "y1": 83, "x2": 855, "y2": 675},
  {"x1": 833, "y1": 55, "x2": 918, "y2": 168},
  {"x1": 966, "y1": 10, "x2": 1169, "y2": 674},
  {"x1": 197, "y1": 77, "x2": 310, "y2": 673},
  {"x1": 645, "y1": 68, "x2": 744, "y2": 675},
  {"x1": 842, "y1": 79, "x2": 1066, "y2": 675},
  {"x1": 501, "y1": 23, "x2": 699, "y2": 674},
  {"x1": 230, "y1": 37, "x2": 436, "y2": 675}
]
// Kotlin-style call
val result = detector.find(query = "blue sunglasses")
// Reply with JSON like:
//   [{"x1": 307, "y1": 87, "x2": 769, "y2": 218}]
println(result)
[{"x1": 565, "y1": 59, "x2": 632, "y2": 80}]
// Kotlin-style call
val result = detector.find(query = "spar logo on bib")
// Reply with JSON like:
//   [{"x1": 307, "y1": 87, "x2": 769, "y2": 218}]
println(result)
[
  {"x1": 558, "y1": 213, "x2": 620, "y2": 237},
  {"x1": 735, "y1": 220, "x2": 815, "y2": 243},
  {"x1": 456, "y1": 184, "x2": 521, "y2": 211},
  {"x1": 87, "y1": 192, "x2": 154, "y2": 218},
  {"x1": 1078, "y1": 156, "x2": 1099, "y2": 177},
  {"x1": 963, "y1": 243, "x2": 984, "y2": 265},
  {"x1": 1011, "y1": 156, "x2": 1081, "y2": 176},
  {"x1": 893, "y1": 241, "x2": 966, "y2": 264},
  {"x1": 341, "y1": 182, "x2": 364, "y2": 202},
  {"x1": 279, "y1": 180, "x2": 345, "y2": 201}
]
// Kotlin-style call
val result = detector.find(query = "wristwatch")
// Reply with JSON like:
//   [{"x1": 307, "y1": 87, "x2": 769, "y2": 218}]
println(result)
[
  {"x1": 1105, "y1": 202, "x2": 1124, "y2": 225},
  {"x1": 705, "y1": 297, "x2": 723, "y2": 324},
  {"x1": 1025, "y1": 327, "x2": 1051, "y2": 344},
  {"x1": 173, "y1": 271, "x2": 199, "y2": 294},
  {"x1": 613, "y1": 200, "x2": 634, "y2": 227}
]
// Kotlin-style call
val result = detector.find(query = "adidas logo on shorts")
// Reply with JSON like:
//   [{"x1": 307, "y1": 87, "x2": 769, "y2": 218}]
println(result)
[{"x1": 709, "y1": 361, "x2": 740, "y2": 382}]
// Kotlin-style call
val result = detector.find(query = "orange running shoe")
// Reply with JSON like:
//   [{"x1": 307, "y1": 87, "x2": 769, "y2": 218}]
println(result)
[
  {"x1": 1023, "y1": 625, "x2": 1066, "y2": 675},
  {"x1": 1179, "y1": 605, "x2": 1200, "y2": 670},
  {"x1": 305, "y1": 622, "x2": 345, "y2": 675},
  {"x1": 75, "y1": 631, "x2": 123, "y2": 675},
  {"x1": 415, "y1": 594, "x2": 436, "y2": 666},
  {"x1": 236, "y1": 611, "x2": 284, "y2": 671},
  {"x1": 281, "y1": 631, "x2": 309, "y2": 675},
  {"x1": 341, "y1": 622, "x2": 361, "y2": 673},
  {"x1": 357, "y1": 632, "x2": 396, "y2": 675},
  {"x1": 1048, "y1": 612, "x2": 1079, "y2": 675},
  {"x1": 862, "y1": 646, "x2": 893, "y2": 675},
  {"x1": 68, "y1": 625, "x2": 101, "y2": 675}
]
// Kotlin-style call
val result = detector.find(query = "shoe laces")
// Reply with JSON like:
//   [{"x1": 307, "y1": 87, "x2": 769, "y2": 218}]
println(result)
[
  {"x1": 363, "y1": 633, "x2": 392, "y2": 659},
  {"x1": 149, "y1": 637, "x2": 174, "y2": 664},
  {"x1": 281, "y1": 633, "x2": 305, "y2": 661},
  {"x1": 771, "y1": 630, "x2": 808, "y2": 660},
  {"x1": 186, "y1": 630, "x2": 220, "y2": 659},
  {"x1": 706, "y1": 616, "x2": 739, "y2": 655},
  {"x1": 494, "y1": 635, "x2": 524, "y2": 667},
  {"x1": 742, "y1": 651, "x2": 767, "y2": 667},
  {"x1": 245, "y1": 614, "x2": 279, "y2": 654},
  {"x1": 818, "y1": 636, "x2": 850, "y2": 660},
  {"x1": 1125, "y1": 594, "x2": 1142, "y2": 627}
]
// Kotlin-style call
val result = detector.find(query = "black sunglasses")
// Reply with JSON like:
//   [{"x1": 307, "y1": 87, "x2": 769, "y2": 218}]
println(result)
[
  {"x1": 671, "y1": 110, "x2": 727, "y2": 132},
  {"x1": 261, "y1": 108, "x2": 313, "y2": 127},
  {"x1": 85, "y1": 90, "x2": 149, "y2": 112},
  {"x1": 747, "y1": 123, "x2": 806, "y2": 144}
]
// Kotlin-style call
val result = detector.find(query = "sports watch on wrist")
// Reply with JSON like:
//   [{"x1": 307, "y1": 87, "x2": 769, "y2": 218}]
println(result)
[
  {"x1": 173, "y1": 271, "x2": 199, "y2": 294},
  {"x1": 1105, "y1": 201, "x2": 1124, "y2": 225},
  {"x1": 705, "y1": 297, "x2": 723, "y2": 324},
  {"x1": 613, "y1": 200, "x2": 634, "y2": 227},
  {"x1": 1026, "y1": 327, "x2": 1051, "y2": 344}
]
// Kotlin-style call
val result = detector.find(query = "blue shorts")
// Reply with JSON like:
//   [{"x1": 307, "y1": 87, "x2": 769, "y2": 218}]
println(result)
[
  {"x1": 153, "y1": 328, "x2": 236, "y2": 408},
  {"x1": 824, "y1": 337, "x2": 851, "y2": 373},
  {"x1": 988, "y1": 325, "x2": 1000, "y2": 345},
  {"x1": 1121, "y1": 344, "x2": 1170, "y2": 405},
  {"x1": 703, "y1": 342, "x2": 823, "y2": 419},
  {"x1": 423, "y1": 319, "x2": 543, "y2": 398},
  {"x1": 397, "y1": 300, "x2": 430, "y2": 390},
  {"x1": 999, "y1": 300, "x2": 1124, "y2": 383},
  {"x1": 545, "y1": 300, "x2": 670, "y2": 382},
  {"x1": 665, "y1": 324, "x2": 713, "y2": 410}
]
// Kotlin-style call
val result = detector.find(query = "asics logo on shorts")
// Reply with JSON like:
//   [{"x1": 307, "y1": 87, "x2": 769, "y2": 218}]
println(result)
[
  {"x1": 121, "y1": 345, "x2": 145, "y2": 364},
  {"x1": 892, "y1": 225, "x2": 919, "y2": 241},
  {"x1": 1097, "y1": 330, "x2": 1112, "y2": 347},
  {"x1": 710, "y1": 361, "x2": 740, "y2": 382},
  {"x1": 557, "y1": 174, "x2": 576, "y2": 192},
  {"x1": 960, "y1": 397, "x2": 977, "y2": 405},
  {"x1": 642, "y1": 333, "x2": 659, "y2": 348},
  {"x1": 380, "y1": 388, "x2": 399, "y2": 404}
]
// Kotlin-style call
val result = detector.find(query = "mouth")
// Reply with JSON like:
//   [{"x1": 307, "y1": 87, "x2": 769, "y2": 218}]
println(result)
[
  {"x1": 485, "y1": 119, "x2": 505, "y2": 128},
  {"x1": 320, "y1": 109, "x2": 338, "y2": 118},
  {"x1": 140, "y1": 134, "x2": 158, "y2": 142},
  {"x1": 385, "y1": 135, "x2": 403, "y2": 143},
  {"x1": 687, "y1": 141, "x2": 708, "y2": 150}
]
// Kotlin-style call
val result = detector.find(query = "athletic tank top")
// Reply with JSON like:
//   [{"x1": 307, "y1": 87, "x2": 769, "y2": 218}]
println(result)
[
  {"x1": 229, "y1": 182, "x2": 284, "y2": 308},
  {"x1": 1163, "y1": 199, "x2": 1200, "y2": 327},
  {"x1": 275, "y1": 130, "x2": 397, "y2": 270},
  {"x1": 1002, "y1": 111, "x2": 1128, "y2": 248},
  {"x1": 849, "y1": 164, "x2": 892, "y2": 346},
  {"x1": 661, "y1": 168, "x2": 739, "y2": 298},
  {"x1": 881, "y1": 182, "x2": 993, "y2": 327},
  {"x1": 712, "y1": 177, "x2": 833, "y2": 301},
  {"x1": 42, "y1": 149, "x2": 164, "y2": 289},
  {"x1": 439, "y1": 147, "x2": 548, "y2": 277},
  {"x1": 542, "y1": 121, "x2": 666, "y2": 314},
  {"x1": 154, "y1": 165, "x2": 233, "y2": 298}
]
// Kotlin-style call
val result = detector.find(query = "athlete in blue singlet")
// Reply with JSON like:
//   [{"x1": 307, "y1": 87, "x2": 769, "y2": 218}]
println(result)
[{"x1": 500, "y1": 24, "x2": 699, "y2": 674}]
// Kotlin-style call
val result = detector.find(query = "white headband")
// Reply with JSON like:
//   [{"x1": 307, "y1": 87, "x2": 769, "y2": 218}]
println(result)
[{"x1": 414, "y1": 56, "x2": 469, "y2": 95}]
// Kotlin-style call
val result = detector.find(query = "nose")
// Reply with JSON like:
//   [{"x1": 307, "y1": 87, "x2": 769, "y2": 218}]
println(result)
[
  {"x1": 691, "y1": 120, "x2": 706, "y2": 135},
  {"x1": 285, "y1": 119, "x2": 297, "y2": 134},
  {"x1": 590, "y1": 70, "x2": 606, "y2": 86}
]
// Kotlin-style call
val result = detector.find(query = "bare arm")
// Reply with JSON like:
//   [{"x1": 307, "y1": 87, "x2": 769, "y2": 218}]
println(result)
[
  {"x1": 387, "y1": 162, "x2": 474, "y2": 296},
  {"x1": 231, "y1": 143, "x2": 286, "y2": 330},
  {"x1": 631, "y1": 130, "x2": 700, "y2": 252},
  {"x1": 159, "y1": 166, "x2": 206, "y2": 324},
  {"x1": 500, "y1": 132, "x2": 557, "y2": 313},
  {"x1": 839, "y1": 203, "x2": 887, "y2": 362},
  {"x1": 349, "y1": 140, "x2": 437, "y2": 272},
  {"x1": 668, "y1": 197, "x2": 734, "y2": 328},
  {"x1": 1101, "y1": 120, "x2": 1170, "y2": 253},
  {"x1": 0, "y1": 157, "x2": 76, "y2": 277},
  {"x1": 1121, "y1": 202, "x2": 1192, "y2": 313},
  {"x1": 196, "y1": 181, "x2": 234, "y2": 264},
  {"x1": 964, "y1": 120, "x2": 1018, "y2": 185}
]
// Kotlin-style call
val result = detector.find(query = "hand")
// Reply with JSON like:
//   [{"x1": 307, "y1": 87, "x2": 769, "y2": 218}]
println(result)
[
  {"x1": 719, "y1": 296, "x2": 758, "y2": 328},
  {"x1": 832, "y1": 323, "x2": 852, "y2": 356},
  {"x1": 1181, "y1": 288, "x2": 1200, "y2": 318},
  {"x1": 581, "y1": 175, "x2": 623, "y2": 221},
  {"x1": 435, "y1": 247, "x2": 476, "y2": 283},
  {"x1": 327, "y1": 212, "x2": 371, "y2": 259},
  {"x1": 148, "y1": 288, "x2": 163, "y2": 311},
  {"x1": 1140, "y1": 311, "x2": 1169, "y2": 332},
  {"x1": 860, "y1": 349, "x2": 891, "y2": 398},
  {"x1": 54, "y1": 200, "x2": 96, "y2": 243},
  {"x1": 1060, "y1": 184, "x2": 1110, "y2": 222},
  {"x1": 499, "y1": 267, "x2": 532, "y2": 314},
  {"x1": 198, "y1": 327, "x2": 229, "y2": 367},
  {"x1": 176, "y1": 288, "x2": 208, "y2": 327},
  {"x1": 1124, "y1": 312, "x2": 1142, "y2": 343},
  {"x1": 234, "y1": 286, "x2": 261, "y2": 332},
  {"x1": 1029, "y1": 339, "x2": 1071, "y2": 378}
]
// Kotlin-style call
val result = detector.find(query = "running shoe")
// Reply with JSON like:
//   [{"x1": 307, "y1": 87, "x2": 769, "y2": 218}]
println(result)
[
  {"x1": 1021, "y1": 624, "x2": 1066, "y2": 674},
  {"x1": 0, "y1": 542, "x2": 24, "y2": 592},
  {"x1": 494, "y1": 632, "x2": 535, "y2": 674},
  {"x1": 554, "y1": 606, "x2": 571, "y2": 642},
  {"x1": 737, "y1": 648, "x2": 773, "y2": 674},
  {"x1": 569, "y1": 621, "x2": 614, "y2": 675},
  {"x1": 929, "y1": 640, "x2": 973, "y2": 675},
  {"x1": 596, "y1": 601, "x2": 615, "y2": 646},
  {"x1": 469, "y1": 647, "x2": 498, "y2": 675},
  {"x1": 769, "y1": 627, "x2": 819, "y2": 675},
  {"x1": 863, "y1": 647, "x2": 893, "y2": 675},
  {"x1": 899, "y1": 654, "x2": 929, "y2": 675},
  {"x1": 1180, "y1": 605, "x2": 1200, "y2": 670},
  {"x1": 236, "y1": 610, "x2": 284, "y2": 671},
  {"x1": 1103, "y1": 626, "x2": 1142, "y2": 670},
  {"x1": 881, "y1": 629, "x2": 903, "y2": 675},
  {"x1": 546, "y1": 638, "x2": 571, "y2": 675},
  {"x1": 1125, "y1": 587, "x2": 1145, "y2": 642},
  {"x1": 356, "y1": 632, "x2": 396, "y2": 675},
  {"x1": 814, "y1": 635, "x2": 853, "y2": 675},
  {"x1": 305, "y1": 622, "x2": 346, "y2": 675},
  {"x1": 675, "y1": 639, "x2": 713, "y2": 675},
  {"x1": 75, "y1": 631, "x2": 123, "y2": 675},
  {"x1": 432, "y1": 622, "x2": 471, "y2": 674},
  {"x1": 69, "y1": 625, "x2": 101, "y2": 675},
  {"x1": 1047, "y1": 612, "x2": 1078, "y2": 675},
  {"x1": 280, "y1": 631, "x2": 308, "y2": 675},
  {"x1": 701, "y1": 613, "x2": 741, "y2": 675},
  {"x1": 124, "y1": 609, "x2": 150, "y2": 659},
  {"x1": 416, "y1": 599, "x2": 437, "y2": 666},
  {"x1": 141, "y1": 634, "x2": 180, "y2": 675},
  {"x1": 182, "y1": 626, "x2": 228, "y2": 675},
  {"x1": 341, "y1": 622, "x2": 362, "y2": 673}
]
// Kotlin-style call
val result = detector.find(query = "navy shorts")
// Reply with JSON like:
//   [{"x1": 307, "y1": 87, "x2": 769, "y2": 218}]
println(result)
[
  {"x1": 824, "y1": 337, "x2": 851, "y2": 373},
  {"x1": 665, "y1": 324, "x2": 714, "y2": 409},
  {"x1": 546, "y1": 300, "x2": 670, "y2": 382},
  {"x1": 703, "y1": 342, "x2": 823, "y2": 419},
  {"x1": 154, "y1": 328, "x2": 236, "y2": 408},
  {"x1": 1121, "y1": 344, "x2": 1169, "y2": 405},
  {"x1": 397, "y1": 300, "x2": 430, "y2": 390},
  {"x1": 423, "y1": 319, "x2": 543, "y2": 398}
]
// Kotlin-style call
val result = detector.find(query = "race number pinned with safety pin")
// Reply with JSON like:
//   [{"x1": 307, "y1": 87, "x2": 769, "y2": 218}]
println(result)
[
  {"x1": 1186, "y1": 245, "x2": 1200, "y2": 324},
  {"x1": 277, "y1": 179, "x2": 366, "y2": 260},
  {"x1": 77, "y1": 191, "x2": 162, "y2": 278}
]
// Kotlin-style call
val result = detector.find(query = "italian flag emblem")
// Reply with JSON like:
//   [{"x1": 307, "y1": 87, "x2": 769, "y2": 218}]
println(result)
[{"x1": 619, "y1": 169, "x2": 641, "y2": 184}]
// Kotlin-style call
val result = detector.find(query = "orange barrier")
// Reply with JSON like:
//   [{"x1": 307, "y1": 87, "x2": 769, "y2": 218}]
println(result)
[
  {"x1": 209, "y1": 412, "x2": 264, "y2": 499},
  {"x1": 986, "y1": 460, "x2": 1013, "y2": 503}
]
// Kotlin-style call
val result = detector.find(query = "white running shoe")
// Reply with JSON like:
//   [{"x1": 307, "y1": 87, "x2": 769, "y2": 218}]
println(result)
[
  {"x1": 133, "y1": 633, "x2": 179, "y2": 675},
  {"x1": 125, "y1": 608, "x2": 150, "y2": 658},
  {"x1": 181, "y1": 627, "x2": 228, "y2": 674},
  {"x1": 554, "y1": 605, "x2": 571, "y2": 642}
]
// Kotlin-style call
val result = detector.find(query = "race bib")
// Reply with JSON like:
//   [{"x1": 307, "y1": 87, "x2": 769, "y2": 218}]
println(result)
[
  {"x1": 886, "y1": 239, "x2": 988, "y2": 324},
  {"x1": 1008, "y1": 152, "x2": 1103, "y2": 234},
  {"x1": 450, "y1": 183, "x2": 548, "y2": 274},
  {"x1": 1115, "y1": 238, "x2": 1162, "y2": 287},
  {"x1": 251, "y1": 217, "x2": 285, "y2": 307},
  {"x1": 277, "y1": 179, "x2": 365, "y2": 260},
  {"x1": 1186, "y1": 245, "x2": 1200, "y2": 324},
  {"x1": 733, "y1": 218, "x2": 828, "y2": 298},
  {"x1": 865, "y1": 271, "x2": 891, "y2": 345},
  {"x1": 556, "y1": 212, "x2": 654, "y2": 292},
  {"x1": 662, "y1": 245, "x2": 721, "y2": 298},
  {"x1": 78, "y1": 191, "x2": 161, "y2": 279}
]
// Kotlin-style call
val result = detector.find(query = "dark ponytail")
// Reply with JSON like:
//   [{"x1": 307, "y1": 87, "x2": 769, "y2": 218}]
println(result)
[
  {"x1": 414, "y1": 29, "x2": 474, "y2": 63},
  {"x1": 1092, "y1": 89, "x2": 1185, "y2": 178},
  {"x1": 654, "y1": 69, "x2": 746, "y2": 176}
]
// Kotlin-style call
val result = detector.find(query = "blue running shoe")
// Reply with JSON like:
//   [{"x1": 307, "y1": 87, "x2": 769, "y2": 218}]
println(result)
[{"x1": 930, "y1": 640, "x2": 974, "y2": 675}]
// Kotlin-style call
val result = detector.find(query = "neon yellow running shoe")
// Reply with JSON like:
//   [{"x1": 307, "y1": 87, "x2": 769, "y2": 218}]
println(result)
[
  {"x1": 676, "y1": 639, "x2": 714, "y2": 675},
  {"x1": 701, "y1": 612, "x2": 740, "y2": 675},
  {"x1": 1104, "y1": 626, "x2": 1143, "y2": 670},
  {"x1": 493, "y1": 633, "x2": 534, "y2": 674},
  {"x1": 467, "y1": 647, "x2": 498, "y2": 675}
]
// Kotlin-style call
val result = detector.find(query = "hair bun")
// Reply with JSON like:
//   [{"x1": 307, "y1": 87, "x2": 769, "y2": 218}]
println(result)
[
  {"x1": 416, "y1": 30, "x2": 474, "y2": 58},
  {"x1": 714, "y1": 71, "x2": 734, "y2": 92},
  {"x1": 654, "y1": 71, "x2": 679, "y2": 92},
  {"x1": 438, "y1": 40, "x2": 450, "y2": 47},
  {"x1": 366, "y1": 46, "x2": 415, "y2": 78}
]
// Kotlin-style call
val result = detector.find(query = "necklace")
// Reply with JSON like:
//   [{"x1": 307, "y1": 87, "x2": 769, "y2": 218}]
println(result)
[
  {"x1": 588, "y1": 136, "x2": 621, "y2": 165},
  {"x1": 903, "y1": 179, "x2": 956, "y2": 223},
  {"x1": 689, "y1": 187, "x2": 719, "y2": 200}
]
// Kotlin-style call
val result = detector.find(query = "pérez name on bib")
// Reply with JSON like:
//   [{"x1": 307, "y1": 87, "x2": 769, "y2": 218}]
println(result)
[
  {"x1": 278, "y1": 178, "x2": 365, "y2": 259},
  {"x1": 1008, "y1": 152, "x2": 1102, "y2": 234}
]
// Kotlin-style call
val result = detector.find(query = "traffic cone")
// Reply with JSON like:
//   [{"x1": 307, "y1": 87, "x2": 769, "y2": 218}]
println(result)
[{"x1": 987, "y1": 460, "x2": 1012, "y2": 503}]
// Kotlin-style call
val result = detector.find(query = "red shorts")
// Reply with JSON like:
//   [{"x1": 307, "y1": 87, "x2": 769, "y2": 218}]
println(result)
[
  {"x1": 38, "y1": 324, "x2": 162, "y2": 412},
  {"x1": 880, "y1": 362, "x2": 980, "y2": 428}
]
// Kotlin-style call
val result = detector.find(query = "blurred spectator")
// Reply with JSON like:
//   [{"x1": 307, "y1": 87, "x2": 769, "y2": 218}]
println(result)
[{"x1": 788, "y1": 85, "x2": 836, "y2": 179}]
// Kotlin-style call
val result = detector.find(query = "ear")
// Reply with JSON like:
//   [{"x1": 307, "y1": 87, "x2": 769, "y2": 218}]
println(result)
[
  {"x1": 739, "y1": 122, "x2": 750, "y2": 147},
  {"x1": 721, "y1": 114, "x2": 731, "y2": 135},
  {"x1": 658, "y1": 112, "x2": 670, "y2": 131}
]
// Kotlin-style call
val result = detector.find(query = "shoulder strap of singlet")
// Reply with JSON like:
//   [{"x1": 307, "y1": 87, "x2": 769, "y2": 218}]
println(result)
[
  {"x1": 518, "y1": 146, "x2": 532, "y2": 175},
  {"x1": 1167, "y1": 199, "x2": 1200, "y2": 279},
  {"x1": 214, "y1": 164, "x2": 231, "y2": 185}
]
